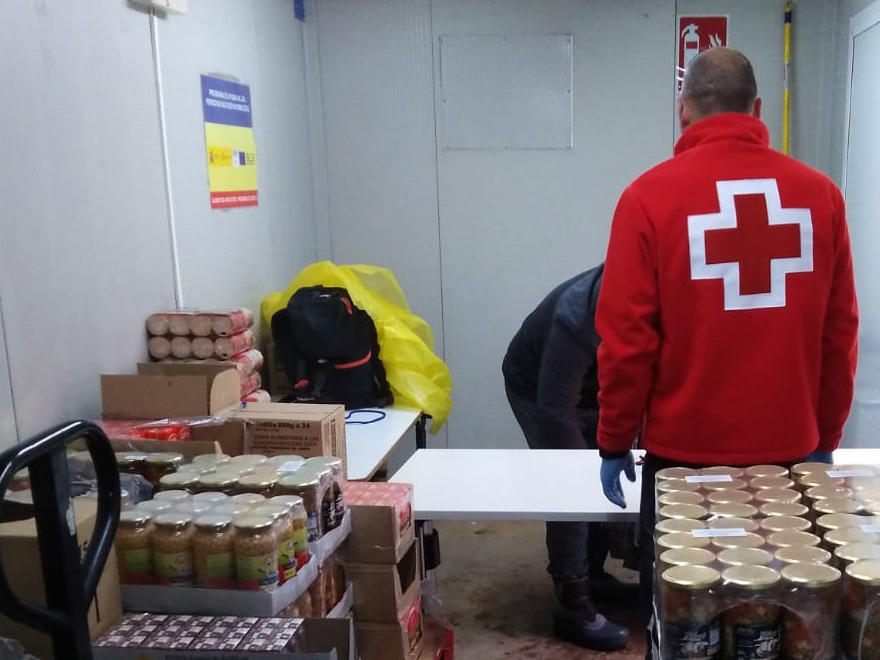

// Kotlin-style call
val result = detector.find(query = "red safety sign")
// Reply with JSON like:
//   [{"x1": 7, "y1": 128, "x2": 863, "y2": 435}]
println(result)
[{"x1": 677, "y1": 16, "x2": 728, "y2": 91}]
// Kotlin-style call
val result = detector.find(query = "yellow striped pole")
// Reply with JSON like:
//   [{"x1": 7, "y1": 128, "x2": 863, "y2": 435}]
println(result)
[{"x1": 783, "y1": 2, "x2": 792, "y2": 155}]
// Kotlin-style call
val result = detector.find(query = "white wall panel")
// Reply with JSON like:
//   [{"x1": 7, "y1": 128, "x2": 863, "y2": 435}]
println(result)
[
  {"x1": 0, "y1": 307, "x2": 16, "y2": 446},
  {"x1": 435, "y1": 0, "x2": 675, "y2": 449},
  {"x1": 841, "y1": 3, "x2": 880, "y2": 448},
  {"x1": 439, "y1": 34, "x2": 574, "y2": 149},
  {"x1": 157, "y1": 0, "x2": 317, "y2": 331},
  {"x1": 0, "y1": 1, "x2": 172, "y2": 440},
  {"x1": 314, "y1": 0, "x2": 444, "y2": 353}
]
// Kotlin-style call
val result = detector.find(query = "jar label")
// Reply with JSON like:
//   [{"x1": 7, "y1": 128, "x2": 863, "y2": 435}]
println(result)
[
  {"x1": 279, "y1": 538, "x2": 297, "y2": 581},
  {"x1": 734, "y1": 623, "x2": 780, "y2": 660},
  {"x1": 664, "y1": 620, "x2": 720, "y2": 660},
  {"x1": 122, "y1": 548, "x2": 153, "y2": 584},
  {"x1": 154, "y1": 551, "x2": 193, "y2": 586},
  {"x1": 205, "y1": 552, "x2": 234, "y2": 588},
  {"x1": 236, "y1": 553, "x2": 278, "y2": 591},
  {"x1": 307, "y1": 513, "x2": 319, "y2": 542}
]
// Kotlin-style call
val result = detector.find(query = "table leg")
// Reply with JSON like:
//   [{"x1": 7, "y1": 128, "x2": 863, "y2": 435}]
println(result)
[
  {"x1": 415, "y1": 414, "x2": 428, "y2": 449},
  {"x1": 416, "y1": 519, "x2": 441, "y2": 586}
]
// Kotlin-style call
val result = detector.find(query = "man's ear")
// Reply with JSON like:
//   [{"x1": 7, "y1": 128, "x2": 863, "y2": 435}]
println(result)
[
  {"x1": 678, "y1": 97, "x2": 692, "y2": 132},
  {"x1": 751, "y1": 97, "x2": 762, "y2": 119}
]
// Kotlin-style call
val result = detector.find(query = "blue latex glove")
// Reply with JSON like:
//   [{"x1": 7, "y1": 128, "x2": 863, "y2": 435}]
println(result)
[
  {"x1": 600, "y1": 452, "x2": 637, "y2": 508},
  {"x1": 805, "y1": 450, "x2": 833, "y2": 465}
]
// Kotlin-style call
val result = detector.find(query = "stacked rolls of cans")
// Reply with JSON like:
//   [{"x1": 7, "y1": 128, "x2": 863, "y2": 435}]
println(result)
[{"x1": 145, "y1": 309, "x2": 267, "y2": 402}]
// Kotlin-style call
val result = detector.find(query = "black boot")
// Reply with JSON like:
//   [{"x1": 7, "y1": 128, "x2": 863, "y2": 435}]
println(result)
[{"x1": 552, "y1": 576, "x2": 630, "y2": 651}]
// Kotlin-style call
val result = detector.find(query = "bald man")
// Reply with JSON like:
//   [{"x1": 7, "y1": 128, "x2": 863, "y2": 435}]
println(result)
[{"x1": 594, "y1": 47, "x2": 858, "y2": 656}]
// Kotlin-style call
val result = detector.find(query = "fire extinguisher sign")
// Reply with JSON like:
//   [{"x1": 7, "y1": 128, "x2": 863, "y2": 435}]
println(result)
[{"x1": 677, "y1": 16, "x2": 728, "y2": 91}]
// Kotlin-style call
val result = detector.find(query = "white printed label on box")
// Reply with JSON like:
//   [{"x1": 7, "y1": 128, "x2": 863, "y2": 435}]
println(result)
[
  {"x1": 827, "y1": 469, "x2": 874, "y2": 478},
  {"x1": 691, "y1": 528, "x2": 747, "y2": 538},
  {"x1": 685, "y1": 475, "x2": 734, "y2": 483}
]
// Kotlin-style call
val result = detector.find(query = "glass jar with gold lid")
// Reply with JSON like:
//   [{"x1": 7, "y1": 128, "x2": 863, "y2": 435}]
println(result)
[
  {"x1": 230, "y1": 492, "x2": 266, "y2": 507},
  {"x1": 721, "y1": 565, "x2": 782, "y2": 660},
  {"x1": 708, "y1": 503, "x2": 759, "y2": 520},
  {"x1": 115, "y1": 510, "x2": 154, "y2": 585},
  {"x1": 277, "y1": 472, "x2": 322, "y2": 541},
  {"x1": 707, "y1": 490, "x2": 753, "y2": 506},
  {"x1": 657, "y1": 480, "x2": 702, "y2": 493},
  {"x1": 759, "y1": 516, "x2": 812, "y2": 534},
  {"x1": 657, "y1": 532, "x2": 712, "y2": 552},
  {"x1": 717, "y1": 547, "x2": 774, "y2": 568},
  {"x1": 191, "y1": 453, "x2": 231, "y2": 468},
  {"x1": 713, "y1": 533, "x2": 766, "y2": 551},
  {"x1": 656, "y1": 467, "x2": 700, "y2": 481},
  {"x1": 805, "y1": 484, "x2": 854, "y2": 504},
  {"x1": 780, "y1": 562, "x2": 841, "y2": 660},
  {"x1": 702, "y1": 479, "x2": 748, "y2": 492},
  {"x1": 812, "y1": 497, "x2": 863, "y2": 517},
  {"x1": 234, "y1": 515, "x2": 278, "y2": 591},
  {"x1": 760, "y1": 501, "x2": 810, "y2": 518},
  {"x1": 754, "y1": 488, "x2": 802, "y2": 505},
  {"x1": 658, "y1": 503, "x2": 709, "y2": 521},
  {"x1": 197, "y1": 473, "x2": 239, "y2": 496},
  {"x1": 192, "y1": 514, "x2": 235, "y2": 589},
  {"x1": 152, "y1": 489, "x2": 191, "y2": 505},
  {"x1": 658, "y1": 547, "x2": 717, "y2": 573},
  {"x1": 252, "y1": 504, "x2": 296, "y2": 584},
  {"x1": 706, "y1": 516, "x2": 759, "y2": 534},
  {"x1": 774, "y1": 545, "x2": 832, "y2": 565},
  {"x1": 745, "y1": 465, "x2": 789, "y2": 479},
  {"x1": 749, "y1": 476, "x2": 796, "y2": 491},
  {"x1": 116, "y1": 452, "x2": 148, "y2": 476},
  {"x1": 659, "y1": 491, "x2": 705, "y2": 507},
  {"x1": 660, "y1": 565, "x2": 722, "y2": 660},
  {"x1": 842, "y1": 559, "x2": 880, "y2": 660},
  {"x1": 701, "y1": 466, "x2": 746, "y2": 480},
  {"x1": 825, "y1": 527, "x2": 880, "y2": 553},
  {"x1": 157, "y1": 472, "x2": 200, "y2": 493},
  {"x1": 768, "y1": 530, "x2": 822, "y2": 549},
  {"x1": 151, "y1": 513, "x2": 194, "y2": 586},
  {"x1": 303, "y1": 456, "x2": 345, "y2": 526},
  {"x1": 237, "y1": 473, "x2": 278, "y2": 498},
  {"x1": 143, "y1": 452, "x2": 185, "y2": 486},
  {"x1": 834, "y1": 542, "x2": 880, "y2": 570},
  {"x1": 815, "y1": 512, "x2": 863, "y2": 536},
  {"x1": 269, "y1": 495, "x2": 310, "y2": 569},
  {"x1": 655, "y1": 518, "x2": 707, "y2": 536}
]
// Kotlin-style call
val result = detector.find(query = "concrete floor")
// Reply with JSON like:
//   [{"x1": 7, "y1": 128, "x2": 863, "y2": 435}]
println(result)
[{"x1": 430, "y1": 521, "x2": 645, "y2": 660}]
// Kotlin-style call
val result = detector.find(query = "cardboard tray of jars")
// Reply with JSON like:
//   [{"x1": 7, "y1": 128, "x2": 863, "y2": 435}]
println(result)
[
  {"x1": 652, "y1": 462, "x2": 880, "y2": 660},
  {"x1": 122, "y1": 511, "x2": 351, "y2": 616}
]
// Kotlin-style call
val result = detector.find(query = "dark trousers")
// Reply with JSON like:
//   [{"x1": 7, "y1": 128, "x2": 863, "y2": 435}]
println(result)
[{"x1": 505, "y1": 384, "x2": 607, "y2": 579}]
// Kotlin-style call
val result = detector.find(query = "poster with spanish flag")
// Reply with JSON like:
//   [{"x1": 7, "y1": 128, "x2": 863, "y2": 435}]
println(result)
[{"x1": 201, "y1": 75, "x2": 258, "y2": 209}]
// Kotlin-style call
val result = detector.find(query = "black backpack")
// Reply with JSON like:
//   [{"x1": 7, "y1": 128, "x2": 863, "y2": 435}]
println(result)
[{"x1": 271, "y1": 285, "x2": 393, "y2": 409}]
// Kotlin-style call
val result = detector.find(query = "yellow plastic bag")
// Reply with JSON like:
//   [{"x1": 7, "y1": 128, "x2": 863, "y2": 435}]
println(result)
[{"x1": 261, "y1": 262, "x2": 453, "y2": 433}]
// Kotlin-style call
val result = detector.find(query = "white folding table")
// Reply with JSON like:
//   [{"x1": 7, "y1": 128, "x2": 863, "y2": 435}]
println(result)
[
  {"x1": 390, "y1": 447, "x2": 880, "y2": 521},
  {"x1": 344, "y1": 406, "x2": 425, "y2": 481},
  {"x1": 391, "y1": 448, "x2": 641, "y2": 521},
  {"x1": 390, "y1": 447, "x2": 880, "y2": 577}
]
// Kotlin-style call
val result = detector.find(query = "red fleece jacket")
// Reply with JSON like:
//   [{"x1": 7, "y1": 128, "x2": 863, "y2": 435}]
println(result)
[{"x1": 596, "y1": 113, "x2": 858, "y2": 465}]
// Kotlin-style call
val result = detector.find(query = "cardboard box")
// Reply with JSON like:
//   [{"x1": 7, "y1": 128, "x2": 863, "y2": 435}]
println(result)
[
  {"x1": 93, "y1": 617, "x2": 356, "y2": 660},
  {"x1": 355, "y1": 591, "x2": 423, "y2": 660},
  {"x1": 101, "y1": 363, "x2": 240, "y2": 419},
  {"x1": 0, "y1": 498, "x2": 122, "y2": 660},
  {"x1": 221, "y1": 402, "x2": 346, "y2": 474},
  {"x1": 267, "y1": 341, "x2": 294, "y2": 397},
  {"x1": 346, "y1": 537, "x2": 420, "y2": 623},
  {"x1": 345, "y1": 481, "x2": 414, "y2": 564}
]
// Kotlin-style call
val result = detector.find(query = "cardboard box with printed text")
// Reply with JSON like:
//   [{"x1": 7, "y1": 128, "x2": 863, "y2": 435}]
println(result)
[{"x1": 220, "y1": 402, "x2": 346, "y2": 476}]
